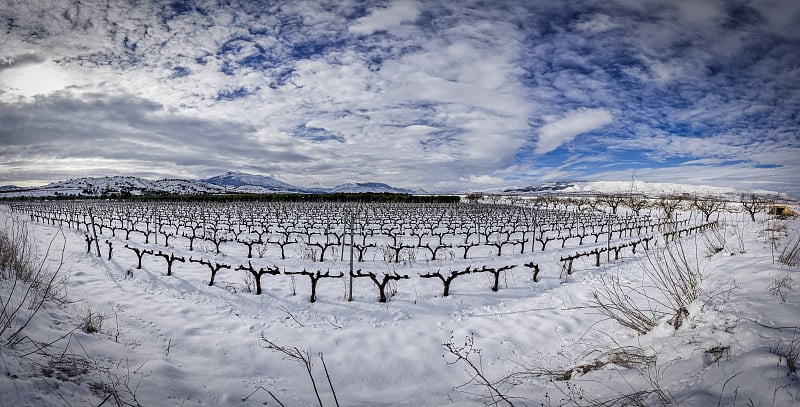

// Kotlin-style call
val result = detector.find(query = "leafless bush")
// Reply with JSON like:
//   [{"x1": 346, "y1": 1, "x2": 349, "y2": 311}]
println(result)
[
  {"x1": 651, "y1": 239, "x2": 701, "y2": 305},
  {"x1": 0, "y1": 213, "x2": 67, "y2": 346},
  {"x1": 94, "y1": 357, "x2": 148, "y2": 407},
  {"x1": 513, "y1": 346, "x2": 657, "y2": 382},
  {"x1": 703, "y1": 345, "x2": 730, "y2": 365},
  {"x1": 779, "y1": 229, "x2": 800, "y2": 267},
  {"x1": 703, "y1": 224, "x2": 727, "y2": 255},
  {"x1": 444, "y1": 336, "x2": 673, "y2": 407},
  {"x1": 380, "y1": 245, "x2": 395, "y2": 263},
  {"x1": 730, "y1": 221, "x2": 747, "y2": 254},
  {"x1": 589, "y1": 270, "x2": 660, "y2": 335},
  {"x1": 768, "y1": 276, "x2": 794, "y2": 302},
  {"x1": 81, "y1": 305, "x2": 105, "y2": 334},
  {"x1": 771, "y1": 332, "x2": 799, "y2": 377},
  {"x1": 242, "y1": 272, "x2": 255, "y2": 294},
  {"x1": 443, "y1": 335, "x2": 520, "y2": 406},
  {"x1": 590, "y1": 238, "x2": 702, "y2": 335},
  {"x1": 639, "y1": 358, "x2": 678, "y2": 405},
  {"x1": 1, "y1": 211, "x2": 144, "y2": 406}
]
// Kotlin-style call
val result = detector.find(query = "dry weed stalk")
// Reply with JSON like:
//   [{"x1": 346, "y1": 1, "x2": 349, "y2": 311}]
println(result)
[
  {"x1": 261, "y1": 335, "x2": 340, "y2": 407},
  {"x1": 590, "y1": 236, "x2": 702, "y2": 335}
]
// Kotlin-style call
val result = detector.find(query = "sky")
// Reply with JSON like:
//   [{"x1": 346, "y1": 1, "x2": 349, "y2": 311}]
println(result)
[{"x1": 0, "y1": 0, "x2": 798, "y2": 194}]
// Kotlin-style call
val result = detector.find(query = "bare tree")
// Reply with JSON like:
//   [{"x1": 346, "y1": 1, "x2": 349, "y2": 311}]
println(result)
[
  {"x1": 693, "y1": 195, "x2": 726, "y2": 222},
  {"x1": 625, "y1": 195, "x2": 649, "y2": 216},
  {"x1": 599, "y1": 194, "x2": 626, "y2": 214},
  {"x1": 740, "y1": 193, "x2": 768, "y2": 222},
  {"x1": 656, "y1": 195, "x2": 683, "y2": 220}
]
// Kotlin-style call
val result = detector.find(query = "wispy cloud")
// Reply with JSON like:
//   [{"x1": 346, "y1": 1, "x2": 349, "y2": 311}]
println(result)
[{"x1": 535, "y1": 108, "x2": 613, "y2": 155}]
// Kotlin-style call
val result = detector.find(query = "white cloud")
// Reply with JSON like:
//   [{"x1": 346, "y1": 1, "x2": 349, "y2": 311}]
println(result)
[
  {"x1": 535, "y1": 108, "x2": 613, "y2": 154},
  {"x1": 465, "y1": 174, "x2": 505, "y2": 185},
  {"x1": 349, "y1": 0, "x2": 420, "y2": 35},
  {"x1": 0, "y1": 59, "x2": 73, "y2": 98},
  {"x1": 575, "y1": 14, "x2": 617, "y2": 33}
]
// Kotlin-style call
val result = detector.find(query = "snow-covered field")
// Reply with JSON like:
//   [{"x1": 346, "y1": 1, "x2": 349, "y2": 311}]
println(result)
[{"x1": 1, "y1": 200, "x2": 798, "y2": 406}]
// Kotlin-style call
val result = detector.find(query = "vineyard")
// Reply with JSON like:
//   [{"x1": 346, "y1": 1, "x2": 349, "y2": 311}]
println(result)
[
  {"x1": 10, "y1": 199, "x2": 715, "y2": 303},
  {"x1": 2, "y1": 195, "x2": 797, "y2": 406}
]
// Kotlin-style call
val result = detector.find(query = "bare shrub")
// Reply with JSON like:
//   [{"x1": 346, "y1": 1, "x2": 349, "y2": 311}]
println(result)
[
  {"x1": 768, "y1": 276, "x2": 794, "y2": 302},
  {"x1": 779, "y1": 228, "x2": 800, "y2": 267},
  {"x1": 693, "y1": 195, "x2": 726, "y2": 222},
  {"x1": 256, "y1": 243, "x2": 268, "y2": 258},
  {"x1": 703, "y1": 345, "x2": 731, "y2": 365},
  {"x1": 443, "y1": 335, "x2": 519, "y2": 406},
  {"x1": 443, "y1": 336, "x2": 673, "y2": 407},
  {"x1": 643, "y1": 238, "x2": 702, "y2": 312},
  {"x1": 771, "y1": 333, "x2": 799, "y2": 377},
  {"x1": 730, "y1": 221, "x2": 747, "y2": 254},
  {"x1": 590, "y1": 270, "x2": 660, "y2": 335},
  {"x1": 516, "y1": 346, "x2": 657, "y2": 382},
  {"x1": 741, "y1": 193, "x2": 769, "y2": 222},
  {"x1": 81, "y1": 305, "x2": 105, "y2": 334},
  {"x1": 0, "y1": 213, "x2": 67, "y2": 346},
  {"x1": 590, "y1": 238, "x2": 702, "y2": 335},
  {"x1": 702, "y1": 224, "x2": 727, "y2": 255}
]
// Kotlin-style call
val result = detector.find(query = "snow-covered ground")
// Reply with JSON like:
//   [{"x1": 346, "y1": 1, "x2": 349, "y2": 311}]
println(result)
[{"x1": 1, "y1": 201, "x2": 798, "y2": 406}]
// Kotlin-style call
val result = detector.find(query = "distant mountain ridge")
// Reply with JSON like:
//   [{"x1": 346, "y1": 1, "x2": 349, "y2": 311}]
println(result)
[
  {"x1": 0, "y1": 172, "x2": 418, "y2": 197},
  {"x1": 0, "y1": 173, "x2": 787, "y2": 199},
  {"x1": 202, "y1": 172, "x2": 313, "y2": 193},
  {"x1": 328, "y1": 182, "x2": 415, "y2": 194},
  {"x1": 201, "y1": 172, "x2": 416, "y2": 194},
  {"x1": 493, "y1": 180, "x2": 782, "y2": 200}
]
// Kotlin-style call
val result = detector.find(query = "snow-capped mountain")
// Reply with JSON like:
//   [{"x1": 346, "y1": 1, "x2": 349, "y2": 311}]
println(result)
[
  {"x1": 0, "y1": 172, "x2": 420, "y2": 197},
  {"x1": 497, "y1": 180, "x2": 782, "y2": 199},
  {"x1": 6, "y1": 176, "x2": 228, "y2": 197},
  {"x1": 203, "y1": 172, "x2": 418, "y2": 194},
  {"x1": 328, "y1": 182, "x2": 415, "y2": 194},
  {"x1": 1, "y1": 172, "x2": 785, "y2": 199},
  {"x1": 203, "y1": 172, "x2": 312, "y2": 193}
]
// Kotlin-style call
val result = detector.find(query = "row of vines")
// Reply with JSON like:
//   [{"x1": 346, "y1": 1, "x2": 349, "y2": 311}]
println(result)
[{"x1": 10, "y1": 199, "x2": 715, "y2": 302}]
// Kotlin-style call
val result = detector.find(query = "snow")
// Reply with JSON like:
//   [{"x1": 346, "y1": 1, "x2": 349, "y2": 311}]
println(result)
[
  {"x1": 499, "y1": 180, "x2": 785, "y2": 200},
  {"x1": 204, "y1": 171, "x2": 307, "y2": 191},
  {"x1": 328, "y1": 182, "x2": 414, "y2": 194},
  {"x1": 1, "y1": 200, "x2": 798, "y2": 406},
  {"x1": 0, "y1": 172, "x2": 419, "y2": 197}
]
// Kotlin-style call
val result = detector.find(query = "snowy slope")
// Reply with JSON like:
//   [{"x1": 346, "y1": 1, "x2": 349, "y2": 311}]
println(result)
[
  {"x1": 0, "y1": 172, "x2": 419, "y2": 197},
  {"x1": 0, "y1": 176, "x2": 228, "y2": 197},
  {"x1": 1, "y1": 201, "x2": 798, "y2": 406},
  {"x1": 328, "y1": 182, "x2": 415, "y2": 194},
  {"x1": 204, "y1": 173, "x2": 417, "y2": 194},
  {"x1": 203, "y1": 171, "x2": 313, "y2": 193},
  {"x1": 501, "y1": 180, "x2": 783, "y2": 199}
]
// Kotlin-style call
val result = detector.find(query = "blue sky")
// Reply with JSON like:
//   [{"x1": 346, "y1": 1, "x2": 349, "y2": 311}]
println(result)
[{"x1": 0, "y1": 0, "x2": 798, "y2": 193}]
